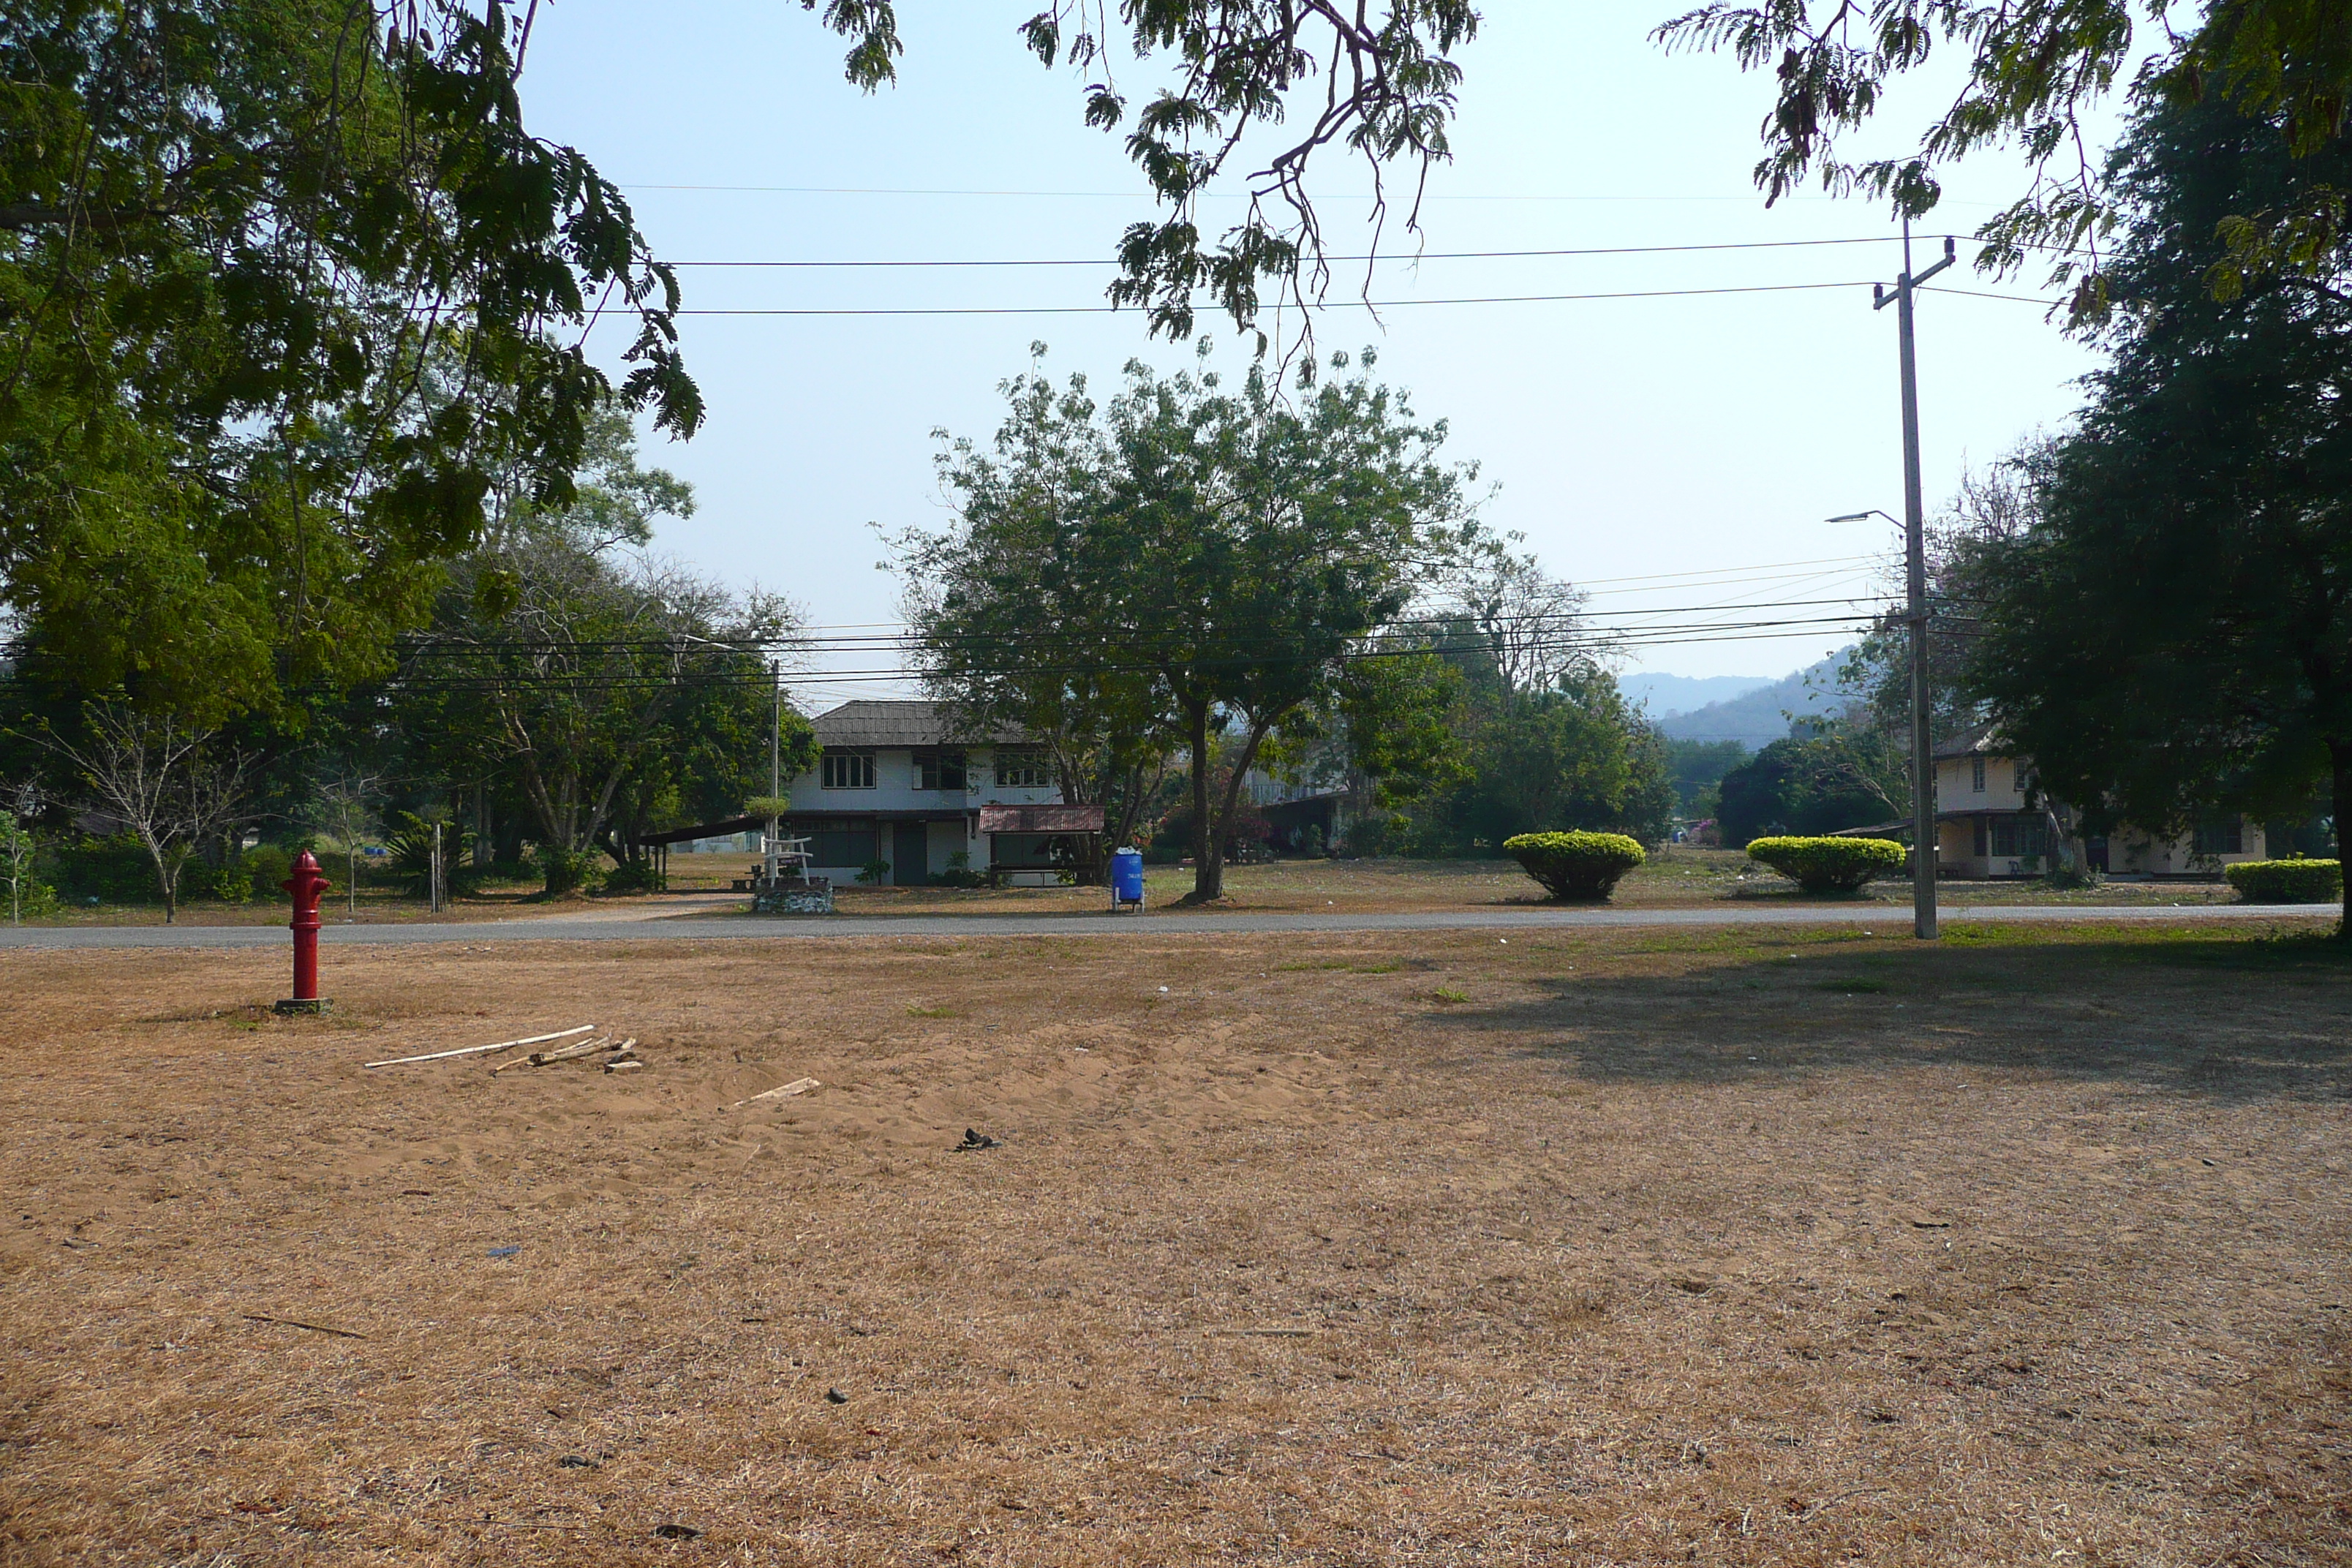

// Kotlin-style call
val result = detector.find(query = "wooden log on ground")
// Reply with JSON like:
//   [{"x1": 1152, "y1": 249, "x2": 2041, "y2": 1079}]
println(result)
[
  {"x1": 364, "y1": 1025, "x2": 593, "y2": 1070},
  {"x1": 491, "y1": 1035, "x2": 614, "y2": 1075},
  {"x1": 734, "y1": 1077, "x2": 819, "y2": 1107}
]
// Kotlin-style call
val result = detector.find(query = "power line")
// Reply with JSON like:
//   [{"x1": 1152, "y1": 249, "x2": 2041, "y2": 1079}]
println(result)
[
  {"x1": 620, "y1": 182, "x2": 2003, "y2": 209},
  {"x1": 671, "y1": 282, "x2": 2063, "y2": 317},
  {"x1": 384, "y1": 611, "x2": 1881, "y2": 692},
  {"x1": 673, "y1": 281, "x2": 1932, "y2": 317},
  {"x1": 666, "y1": 236, "x2": 1914, "y2": 269},
  {"x1": 781, "y1": 555, "x2": 1893, "y2": 635},
  {"x1": 389, "y1": 592, "x2": 1893, "y2": 660}
]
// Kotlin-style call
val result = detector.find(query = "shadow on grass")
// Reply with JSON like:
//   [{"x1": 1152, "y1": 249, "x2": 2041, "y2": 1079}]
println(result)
[{"x1": 1425, "y1": 924, "x2": 2352, "y2": 1101}]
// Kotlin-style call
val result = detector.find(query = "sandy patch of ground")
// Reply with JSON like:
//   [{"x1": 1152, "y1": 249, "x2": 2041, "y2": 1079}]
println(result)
[{"x1": 2, "y1": 921, "x2": 2346, "y2": 1564}]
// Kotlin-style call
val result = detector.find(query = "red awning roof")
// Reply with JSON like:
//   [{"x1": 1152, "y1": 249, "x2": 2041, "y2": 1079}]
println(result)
[{"x1": 979, "y1": 804, "x2": 1104, "y2": 834}]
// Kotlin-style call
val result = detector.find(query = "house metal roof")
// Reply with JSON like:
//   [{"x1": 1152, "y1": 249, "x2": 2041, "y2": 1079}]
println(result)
[
  {"x1": 1932, "y1": 723, "x2": 2004, "y2": 760},
  {"x1": 811, "y1": 700, "x2": 1028, "y2": 749}
]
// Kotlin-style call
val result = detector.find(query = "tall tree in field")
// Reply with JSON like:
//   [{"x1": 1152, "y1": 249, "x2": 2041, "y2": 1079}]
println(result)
[
  {"x1": 902, "y1": 358, "x2": 1180, "y2": 865},
  {"x1": 1967, "y1": 86, "x2": 2352, "y2": 926},
  {"x1": 392, "y1": 407, "x2": 806, "y2": 894},
  {"x1": 1110, "y1": 352, "x2": 1476, "y2": 899},
  {"x1": 398, "y1": 546, "x2": 800, "y2": 897},
  {"x1": 907, "y1": 348, "x2": 1478, "y2": 901},
  {"x1": 34, "y1": 703, "x2": 253, "y2": 922}
]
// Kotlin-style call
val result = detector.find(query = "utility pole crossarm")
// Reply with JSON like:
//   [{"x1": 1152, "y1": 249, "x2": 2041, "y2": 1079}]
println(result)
[{"x1": 1874, "y1": 234, "x2": 1957, "y2": 311}]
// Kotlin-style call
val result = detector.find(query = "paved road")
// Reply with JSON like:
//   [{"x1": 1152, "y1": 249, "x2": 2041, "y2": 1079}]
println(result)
[{"x1": 0, "y1": 901, "x2": 2329, "y2": 950}]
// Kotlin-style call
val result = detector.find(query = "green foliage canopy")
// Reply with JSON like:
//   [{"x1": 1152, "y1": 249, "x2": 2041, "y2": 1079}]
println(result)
[
  {"x1": 0, "y1": 1, "x2": 696, "y2": 720},
  {"x1": 1966, "y1": 88, "x2": 2352, "y2": 926},
  {"x1": 1654, "y1": 1, "x2": 2352, "y2": 310},
  {"x1": 1716, "y1": 731, "x2": 1908, "y2": 848},
  {"x1": 907, "y1": 346, "x2": 1477, "y2": 899},
  {"x1": 1663, "y1": 736, "x2": 1748, "y2": 820},
  {"x1": 1428, "y1": 671, "x2": 1673, "y2": 851}
]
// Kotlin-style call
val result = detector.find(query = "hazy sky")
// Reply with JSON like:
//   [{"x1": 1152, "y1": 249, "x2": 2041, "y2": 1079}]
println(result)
[{"x1": 517, "y1": 2, "x2": 2118, "y2": 701}]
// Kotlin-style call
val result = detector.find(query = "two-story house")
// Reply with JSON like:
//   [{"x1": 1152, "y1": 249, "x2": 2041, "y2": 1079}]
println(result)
[
  {"x1": 1934, "y1": 727, "x2": 2265, "y2": 878},
  {"x1": 779, "y1": 701, "x2": 1096, "y2": 886}
]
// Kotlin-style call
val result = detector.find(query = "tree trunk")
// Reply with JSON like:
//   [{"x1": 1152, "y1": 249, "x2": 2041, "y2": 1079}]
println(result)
[
  {"x1": 1212, "y1": 719, "x2": 1275, "y2": 884},
  {"x1": 1186, "y1": 702, "x2": 1220, "y2": 901}
]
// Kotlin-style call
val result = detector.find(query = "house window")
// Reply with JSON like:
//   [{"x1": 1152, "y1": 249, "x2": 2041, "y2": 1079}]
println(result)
[
  {"x1": 2193, "y1": 815, "x2": 2244, "y2": 856},
  {"x1": 1988, "y1": 816, "x2": 2047, "y2": 859},
  {"x1": 915, "y1": 750, "x2": 968, "y2": 791},
  {"x1": 1971, "y1": 755, "x2": 1986, "y2": 793},
  {"x1": 994, "y1": 749, "x2": 1052, "y2": 789},
  {"x1": 810, "y1": 821, "x2": 876, "y2": 866},
  {"x1": 821, "y1": 750, "x2": 876, "y2": 790}
]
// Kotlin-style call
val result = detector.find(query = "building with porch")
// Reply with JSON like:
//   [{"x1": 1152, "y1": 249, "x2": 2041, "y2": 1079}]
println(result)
[
  {"x1": 772, "y1": 701, "x2": 1101, "y2": 886},
  {"x1": 1932, "y1": 728, "x2": 2266, "y2": 878},
  {"x1": 633, "y1": 701, "x2": 1107, "y2": 886}
]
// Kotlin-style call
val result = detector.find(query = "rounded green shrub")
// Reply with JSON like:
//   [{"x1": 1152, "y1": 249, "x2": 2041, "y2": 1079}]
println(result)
[
  {"x1": 2223, "y1": 857, "x2": 2342, "y2": 905},
  {"x1": 1503, "y1": 831, "x2": 1647, "y2": 902},
  {"x1": 1745, "y1": 835, "x2": 1907, "y2": 894}
]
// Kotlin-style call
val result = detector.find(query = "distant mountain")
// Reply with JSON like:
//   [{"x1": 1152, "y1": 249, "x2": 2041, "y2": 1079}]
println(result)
[
  {"x1": 1652, "y1": 649, "x2": 1863, "y2": 748},
  {"x1": 1618, "y1": 671, "x2": 1779, "y2": 719}
]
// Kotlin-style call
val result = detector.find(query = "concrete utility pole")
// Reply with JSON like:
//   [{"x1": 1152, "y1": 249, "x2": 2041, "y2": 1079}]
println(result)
[{"x1": 1874, "y1": 222, "x2": 1955, "y2": 941}]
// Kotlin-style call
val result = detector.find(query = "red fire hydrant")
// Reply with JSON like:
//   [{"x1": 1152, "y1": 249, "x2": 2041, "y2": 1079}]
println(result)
[{"x1": 275, "y1": 850, "x2": 332, "y2": 1015}]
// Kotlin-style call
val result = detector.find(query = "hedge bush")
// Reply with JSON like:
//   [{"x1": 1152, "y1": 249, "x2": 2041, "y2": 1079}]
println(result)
[
  {"x1": 2223, "y1": 858, "x2": 2342, "y2": 905},
  {"x1": 1745, "y1": 835, "x2": 1907, "y2": 894},
  {"x1": 51, "y1": 834, "x2": 159, "y2": 902},
  {"x1": 1504, "y1": 831, "x2": 1647, "y2": 902}
]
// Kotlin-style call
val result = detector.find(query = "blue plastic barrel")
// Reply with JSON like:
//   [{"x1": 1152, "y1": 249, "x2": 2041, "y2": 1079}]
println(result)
[{"x1": 1110, "y1": 847, "x2": 1146, "y2": 907}]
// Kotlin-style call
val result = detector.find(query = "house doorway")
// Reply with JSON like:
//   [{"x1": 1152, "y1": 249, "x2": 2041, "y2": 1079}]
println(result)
[
  {"x1": 893, "y1": 822, "x2": 929, "y2": 887},
  {"x1": 2086, "y1": 835, "x2": 2109, "y2": 873}
]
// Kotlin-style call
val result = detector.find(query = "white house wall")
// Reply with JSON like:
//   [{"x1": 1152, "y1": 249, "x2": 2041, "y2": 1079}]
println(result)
[
  {"x1": 1932, "y1": 755, "x2": 2266, "y2": 877},
  {"x1": 783, "y1": 745, "x2": 1063, "y2": 883}
]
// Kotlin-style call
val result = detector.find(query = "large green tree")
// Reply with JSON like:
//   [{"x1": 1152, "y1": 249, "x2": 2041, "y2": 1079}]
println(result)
[
  {"x1": 1970, "y1": 86, "x2": 2352, "y2": 920},
  {"x1": 390, "y1": 417, "x2": 807, "y2": 894},
  {"x1": 908, "y1": 347, "x2": 1476, "y2": 900},
  {"x1": 395, "y1": 543, "x2": 804, "y2": 895},
  {"x1": 0, "y1": 2, "x2": 698, "y2": 720},
  {"x1": 1382, "y1": 545, "x2": 1670, "y2": 854},
  {"x1": 902, "y1": 357, "x2": 1180, "y2": 864},
  {"x1": 4, "y1": 2, "x2": 1483, "y2": 723},
  {"x1": 1715, "y1": 729, "x2": 1908, "y2": 848}
]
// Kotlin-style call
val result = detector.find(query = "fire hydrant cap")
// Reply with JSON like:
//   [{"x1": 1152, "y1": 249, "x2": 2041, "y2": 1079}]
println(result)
[{"x1": 282, "y1": 849, "x2": 331, "y2": 899}]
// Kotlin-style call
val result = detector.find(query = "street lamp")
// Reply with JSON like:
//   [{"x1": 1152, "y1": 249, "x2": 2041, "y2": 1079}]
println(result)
[{"x1": 1829, "y1": 504, "x2": 1935, "y2": 940}]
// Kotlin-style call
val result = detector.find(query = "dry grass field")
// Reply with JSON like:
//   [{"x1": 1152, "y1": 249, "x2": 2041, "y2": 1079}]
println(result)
[
  {"x1": 28, "y1": 848, "x2": 2247, "y2": 927},
  {"x1": 3, "y1": 920, "x2": 2347, "y2": 1566}
]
